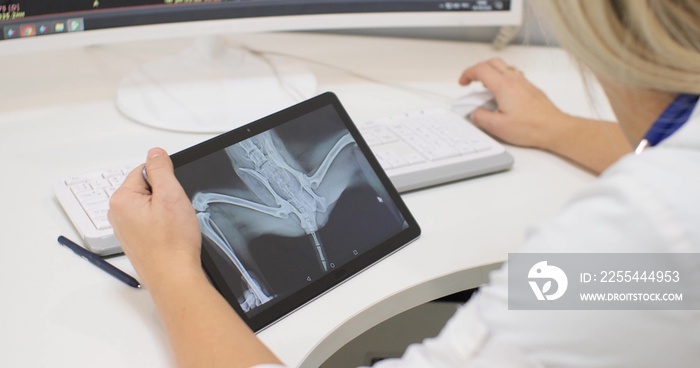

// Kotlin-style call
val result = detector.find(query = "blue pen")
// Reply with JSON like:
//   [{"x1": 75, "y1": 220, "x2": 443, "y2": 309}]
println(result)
[{"x1": 57, "y1": 236, "x2": 141, "y2": 289}]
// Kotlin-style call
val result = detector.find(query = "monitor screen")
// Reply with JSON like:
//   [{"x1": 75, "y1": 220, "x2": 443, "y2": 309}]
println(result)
[
  {"x1": 1, "y1": 1, "x2": 519, "y2": 45},
  {"x1": 0, "y1": 0, "x2": 522, "y2": 133}
]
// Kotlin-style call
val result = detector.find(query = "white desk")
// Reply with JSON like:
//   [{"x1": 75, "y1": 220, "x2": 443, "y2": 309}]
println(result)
[{"x1": 0, "y1": 33, "x2": 607, "y2": 367}]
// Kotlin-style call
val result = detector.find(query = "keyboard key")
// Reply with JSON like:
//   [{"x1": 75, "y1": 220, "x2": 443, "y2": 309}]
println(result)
[
  {"x1": 70, "y1": 183, "x2": 92, "y2": 193},
  {"x1": 102, "y1": 168, "x2": 125, "y2": 178},
  {"x1": 372, "y1": 128, "x2": 399, "y2": 143},
  {"x1": 91, "y1": 216, "x2": 112, "y2": 230},
  {"x1": 422, "y1": 146, "x2": 460, "y2": 161},
  {"x1": 87, "y1": 207, "x2": 109, "y2": 219},
  {"x1": 89, "y1": 179, "x2": 111, "y2": 190},
  {"x1": 81, "y1": 196, "x2": 110, "y2": 207},
  {"x1": 64, "y1": 177, "x2": 88, "y2": 186},
  {"x1": 107, "y1": 176, "x2": 125, "y2": 187},
  {"x1": 404, "y1": 153, "x2": 427, "y2": 164},
  {"x1": 74, "y1": 189, "x2": 108, "y2": 202},
  {"x1": 376, "y1": 150, "x2": 410, "y2": 169},
  {"x1": 456, "y1": 143, "x2": 477, "y2": 154}
]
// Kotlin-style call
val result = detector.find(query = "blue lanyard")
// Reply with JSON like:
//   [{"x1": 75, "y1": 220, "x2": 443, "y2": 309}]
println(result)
[{"x1": 635, "y1": 94, "x2": 699, "y2": 154}]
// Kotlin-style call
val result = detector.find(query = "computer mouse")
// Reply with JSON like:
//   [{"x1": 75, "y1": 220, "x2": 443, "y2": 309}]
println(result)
[{"x1": 450, "y1": 90, "x2": 498, "y2": 119}]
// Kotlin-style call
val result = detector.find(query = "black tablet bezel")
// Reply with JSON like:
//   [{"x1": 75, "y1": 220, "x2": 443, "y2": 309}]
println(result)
[{"x1": 170, "y1": 92, "x2": 421, "y2": 332}]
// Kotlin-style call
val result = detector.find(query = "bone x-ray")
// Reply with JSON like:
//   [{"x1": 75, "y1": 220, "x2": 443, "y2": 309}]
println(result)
[{"x1": 174, "y1": 101, "x2": 411, "y2": 319}]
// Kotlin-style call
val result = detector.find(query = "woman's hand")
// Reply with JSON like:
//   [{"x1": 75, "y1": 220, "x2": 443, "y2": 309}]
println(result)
[
  {"x1": 108, "y1": 147, "x2": 202, "y2": 288},
  {"x1": 459, "y1": 57, "x2": 570, "y2": 150},
  {"x1": 460, "y1": 58, "x2": 631, "y2": 174},
  {"x1": 108, "y1": 148, "x2": 282, "y2": 368}
]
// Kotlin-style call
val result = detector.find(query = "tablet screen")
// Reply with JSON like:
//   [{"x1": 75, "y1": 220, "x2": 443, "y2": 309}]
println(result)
[{"x1": 172, "y1": 93, "x2": 420, "y2": 331}]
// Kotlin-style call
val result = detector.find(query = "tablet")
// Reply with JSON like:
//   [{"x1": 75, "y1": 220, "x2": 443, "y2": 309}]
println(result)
[{"x1": 171, "y1": 92, "x2": 421, "y2": 332}]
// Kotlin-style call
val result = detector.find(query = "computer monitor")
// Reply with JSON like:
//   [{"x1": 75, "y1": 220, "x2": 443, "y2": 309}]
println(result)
[{"x1": 0, "y1": 1, "x2": 523, "y2": 133}]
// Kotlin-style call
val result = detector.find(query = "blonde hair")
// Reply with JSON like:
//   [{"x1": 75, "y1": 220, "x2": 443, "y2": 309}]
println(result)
[{"x1": 533, "y1": 0, "x2": 700, "y2": 94}]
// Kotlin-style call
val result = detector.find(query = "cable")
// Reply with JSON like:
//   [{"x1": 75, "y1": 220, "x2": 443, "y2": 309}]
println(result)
[
  {"x1": 492, "y1": 25, "x2": 521, "y2": 50},
  {"x1": 235, "y1": 41, "x2": 456, "y2": 104}
]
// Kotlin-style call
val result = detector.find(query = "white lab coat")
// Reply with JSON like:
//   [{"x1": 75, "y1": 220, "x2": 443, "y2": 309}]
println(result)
[{"x1": 257, "y1": 103, "x2": 700, "y2": 367}]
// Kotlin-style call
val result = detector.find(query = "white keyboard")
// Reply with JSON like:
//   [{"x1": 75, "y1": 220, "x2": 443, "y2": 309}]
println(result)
[
  {"x1": 54, "y1": 108, "x2": 513, "y2": 255},
  {"x1": 358, "y1": 108, "x2": 512, "y2": 192},
  {"x1": 54, "y1": 165, "x2": 135, "y2": 255}
]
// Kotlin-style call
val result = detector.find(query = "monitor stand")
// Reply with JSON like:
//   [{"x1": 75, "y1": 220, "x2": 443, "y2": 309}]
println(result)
[{"x1": 116, "y1": 36, "x2": 317, "y2": 133}]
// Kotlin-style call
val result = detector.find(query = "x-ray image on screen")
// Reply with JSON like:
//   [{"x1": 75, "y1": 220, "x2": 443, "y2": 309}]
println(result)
[{"x1": 176, "y1": 105, "x2": 408, "y2": 316}]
